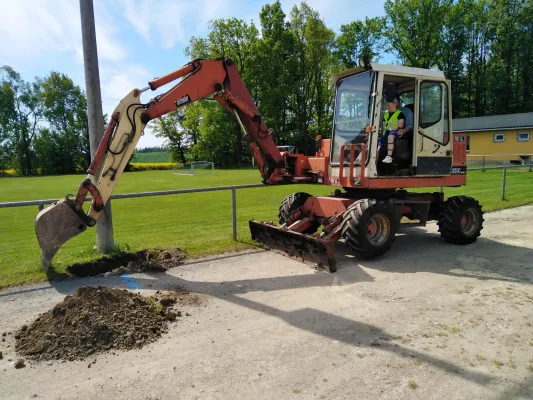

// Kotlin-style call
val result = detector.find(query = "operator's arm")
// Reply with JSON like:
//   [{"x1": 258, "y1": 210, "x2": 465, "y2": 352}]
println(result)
[{"x1": 397, "y1": 112, "x2": 406, "y2": 137}]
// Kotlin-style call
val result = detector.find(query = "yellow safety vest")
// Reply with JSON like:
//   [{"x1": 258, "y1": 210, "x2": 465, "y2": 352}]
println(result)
[{"x1": 384, "y1": 110, "x2": 401, "y2": 131}]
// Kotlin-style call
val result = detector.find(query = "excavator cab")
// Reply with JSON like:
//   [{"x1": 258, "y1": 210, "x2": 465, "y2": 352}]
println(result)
[{"x1": 329, "y1": 62, "x2": 453, "y2": 180}]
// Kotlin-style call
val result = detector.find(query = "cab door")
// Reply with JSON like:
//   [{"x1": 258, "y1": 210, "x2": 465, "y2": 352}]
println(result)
[{"x1": 414, "y1": 79, "x2": 453, "y2": 175}]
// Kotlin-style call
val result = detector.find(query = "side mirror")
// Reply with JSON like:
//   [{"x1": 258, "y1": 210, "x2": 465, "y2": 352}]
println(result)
[{"x1": 384, "y1": 83, "x2": 397, "y2": 103}]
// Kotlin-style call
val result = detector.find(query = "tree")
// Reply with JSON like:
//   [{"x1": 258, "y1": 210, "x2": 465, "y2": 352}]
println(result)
[
  {"x1": 35, "y1": 71, "x2": 89, "y2": 174},
  {"x1": 251, "y1": 1, "x2": 298, "y2": 145},
  {"x1": 186, "y1": 18, "x2": 259, "y2": 166},
  {"x1": 384, "y1": 0, "x2": 451, "y2": 69},
  {"x1": 0, "y1": 66, "x2": 44, "y2": 175},
  {"x1": 335, "y1": 17, "x2": 386, "y2": 69},
  {"x1": 439, "y1": 0, "x2": 472, "y2": 117},
  {"x1": 289, "y1": 2, "x2": 336, "y2": 152},
  {"x1": 189, "y1": 101, "x2": 236, "y2": 167},
  {"x1": 151, "y1": 110, "x2": 191, "y2": 164}
]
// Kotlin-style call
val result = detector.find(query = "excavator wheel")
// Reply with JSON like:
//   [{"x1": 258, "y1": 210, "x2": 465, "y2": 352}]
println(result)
[
  {"x1": 437, "y1": 196, "x2": 484, "y2": 245},
  {"x1": 278, "y1": 192, "x2": 319, "y2": 234},
  {"x1": 341, "y1": 199, "x2": 396, "y2": 258}
]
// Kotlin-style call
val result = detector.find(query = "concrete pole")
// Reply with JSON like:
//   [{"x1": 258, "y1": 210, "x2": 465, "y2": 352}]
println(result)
[{"x1": 79, "y1": 0, "x2": 114, "y2": 253}]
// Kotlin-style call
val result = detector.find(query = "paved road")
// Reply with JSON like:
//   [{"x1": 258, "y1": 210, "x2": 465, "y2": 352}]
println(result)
[{"x1": 1, "y1": 206, "x2": 533, "y2": 400}]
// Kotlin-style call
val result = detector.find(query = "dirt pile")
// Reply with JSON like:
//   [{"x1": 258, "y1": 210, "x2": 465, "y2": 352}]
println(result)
[
  {"x1": 15, "y1": 286, "x2": 180, "y2": 361},
  {"x1": 66, "y1": 248, "x2": 187, "y2": 277}
]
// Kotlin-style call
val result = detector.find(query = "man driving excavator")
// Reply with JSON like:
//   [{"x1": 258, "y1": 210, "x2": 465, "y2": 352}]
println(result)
[{"x1": 379, "y1": 96, "x2": 405, "y2": 163}]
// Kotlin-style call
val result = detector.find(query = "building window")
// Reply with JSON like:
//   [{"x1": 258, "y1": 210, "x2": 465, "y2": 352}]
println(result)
[
  {"x1": 494, "y1": 133, "x2": 505, "y2": 142},
  {"x1": 466, "y1": 135, "x2": 470, "y2": 152},
  {"x1": 517, "y1": 132, "x2": 530, "y2": 142}
]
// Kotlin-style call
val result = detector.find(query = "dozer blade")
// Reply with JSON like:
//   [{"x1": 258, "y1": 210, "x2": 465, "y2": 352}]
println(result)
[
  {"x1": 249, "y1": 221, "x2": 337, "y2": 272},
  {"x1": 35, "y1": 199, "x2": 88, "y2": 269}
]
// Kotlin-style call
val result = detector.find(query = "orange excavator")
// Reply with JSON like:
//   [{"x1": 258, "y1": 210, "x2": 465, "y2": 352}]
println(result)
[{"x1": 35, "y1": 57, "x2": 484, "y2": 272}]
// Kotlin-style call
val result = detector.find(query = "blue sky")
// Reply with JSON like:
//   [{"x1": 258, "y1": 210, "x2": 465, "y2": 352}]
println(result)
[{"x1": 0, "y1": 0, "x2": 386, "y2": 148}]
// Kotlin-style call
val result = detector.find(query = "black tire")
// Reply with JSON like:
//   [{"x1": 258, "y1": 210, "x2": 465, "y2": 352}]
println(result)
[
  {"x1": 278, "y1": 192, "x2": 319, "y2": 234},
  {"x1": 437, "y1": 196, "x2": 484, "y2": 245},
  {"x1": 341, "y1": 199, "x2": 396, "y2": 258}
]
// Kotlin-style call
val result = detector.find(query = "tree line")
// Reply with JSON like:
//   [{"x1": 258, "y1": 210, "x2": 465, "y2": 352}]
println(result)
[{"x1": 1, "y1": 0, "x2": 532, "y2": 174}]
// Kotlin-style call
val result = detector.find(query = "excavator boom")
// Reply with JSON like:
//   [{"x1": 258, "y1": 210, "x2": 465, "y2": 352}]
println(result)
[{"x1": 35, "y1": 58, "x2": 293, "y2": 268}]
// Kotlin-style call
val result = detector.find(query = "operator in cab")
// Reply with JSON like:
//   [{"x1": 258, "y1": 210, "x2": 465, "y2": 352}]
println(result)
[
  {"x1": 379, "y1": 96, "x2": 405, "y2": 164},
  {"x1": 396, "y1": 97, "x2": 413, "y2": 137}
]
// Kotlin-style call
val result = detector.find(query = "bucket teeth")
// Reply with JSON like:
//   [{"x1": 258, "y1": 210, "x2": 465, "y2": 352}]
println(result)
[
  {"x1": 35, "y1": 199, "x2": 88, "y2": 269},
  {"x1": 249, "y1": 220, "x2": 337, "y2": 272}
]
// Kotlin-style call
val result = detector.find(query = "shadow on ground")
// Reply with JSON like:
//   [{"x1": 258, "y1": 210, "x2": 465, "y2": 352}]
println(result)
[{"x1": 337, "y1": 226, "x2": 533, "y2": 284}]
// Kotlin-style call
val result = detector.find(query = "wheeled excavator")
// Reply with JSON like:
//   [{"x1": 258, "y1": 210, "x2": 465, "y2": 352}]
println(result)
[{"x1": 35, "y1": 57, "x2": 484, "y2": 272}]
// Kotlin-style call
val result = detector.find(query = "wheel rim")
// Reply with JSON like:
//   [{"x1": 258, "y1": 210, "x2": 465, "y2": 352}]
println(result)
[
  {"x1": 460, "y1": 208, "x2": 480, "y2": 237},
  {"x1": 366, "y1": 214, "x2": 390, "y2": 246}
]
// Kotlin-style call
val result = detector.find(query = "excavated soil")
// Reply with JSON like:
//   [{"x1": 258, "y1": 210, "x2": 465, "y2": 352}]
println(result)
[
  {"x1": 66, "y1": 248, "x2": 187, "y2": 277},
  {"x1": 14, "y1": 286, "x2": 196, "y2": 362}
]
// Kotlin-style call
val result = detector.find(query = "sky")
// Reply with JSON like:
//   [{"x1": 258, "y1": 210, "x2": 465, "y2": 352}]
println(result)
[{"x1": 0, "y1": 0, "x2": 386, "y2": 148}]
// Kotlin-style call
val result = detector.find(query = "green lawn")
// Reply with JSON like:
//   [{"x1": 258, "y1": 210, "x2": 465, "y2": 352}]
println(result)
[
  {"x1": 132, "y1": 151, "x2": 171, "y2": 163},
  {"x1": 1, "y1": 169, "x2": 532, "y2": 288}
]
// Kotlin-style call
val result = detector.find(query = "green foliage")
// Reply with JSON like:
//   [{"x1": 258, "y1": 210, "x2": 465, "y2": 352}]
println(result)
[
  {"x1": 335, "y1": 17, "x2": 386, "y2": 69},
  {"x1": 35, "y1": 71, "x2": 89, "y2": 174},
  {"x1": 151, "y1": 110, "x2": 191, "y2": 164},
  {"x1": 0, "y1": 67, "x2": 89, "y2": 176},
  {"x1": 0, "y1": 65, "x2": 44, "y2": 175},
  {"x1": 190, "y1": 101, "x2": 237, "y2": 167},
  {"x1": 136, "y1": 146, "x2": 168, "y2": 153},
  {"x1": 129, "y1": 162, "x2": 179, "y2": 171},
  {"x1": 384, "y1": 0, "x2": 533, "y2": 117},
  {"x1": 384, "y1": 0, "x2": 451, "y2": 69},
  {"x1": 132, "y1": 151, "x2": 171, "y2": 163}
]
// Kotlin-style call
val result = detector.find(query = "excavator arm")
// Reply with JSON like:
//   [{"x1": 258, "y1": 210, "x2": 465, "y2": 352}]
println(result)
[{"x1": 35, "y1": 58, "x2": 291, "y2": 268}]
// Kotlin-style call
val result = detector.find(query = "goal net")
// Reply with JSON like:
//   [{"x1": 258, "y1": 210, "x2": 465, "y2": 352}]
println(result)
[
  {"x1": 173, "y1": 161, "x2": 214, "y2": 175},
  {"x1": 191, "y1": 161, "x2": 214, "y2": 175}
]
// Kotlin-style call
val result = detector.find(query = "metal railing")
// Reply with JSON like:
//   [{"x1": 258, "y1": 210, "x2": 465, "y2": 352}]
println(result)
[
  {"x1": 1, "y1": 163, "x2": 531, "y2": 238},
  {"x1": 0, "y1": 184, "x2": 265, "y2": 240},
  {"x1": 467, "y1": 163, "x2": 533, "y2": 200},
  {"x1": 467, "y1": 154, "x2": 533, "y2": 172}
]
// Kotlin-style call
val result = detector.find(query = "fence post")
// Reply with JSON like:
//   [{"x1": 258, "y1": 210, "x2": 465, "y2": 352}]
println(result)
[
  {"x1": 501, "y1": 168, "x2": 507, "y2": 200},
  {"x1": 529, "y1": 155, "x2": 532, "y2": 172},
  {"x1": 482, "y1": 156, "x2": 486, "y2": 172},
  {"x1": 232, "y1": 187, "x2": 237, "y2": 240}
]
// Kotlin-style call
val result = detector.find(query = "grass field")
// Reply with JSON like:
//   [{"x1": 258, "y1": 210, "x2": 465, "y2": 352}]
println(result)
[
  {"x1": 1, "y1": 168, "x2": 532, "y2": 288},
  {"x1": 133, "y1": 151, "x2": 171, "y2": 163}
]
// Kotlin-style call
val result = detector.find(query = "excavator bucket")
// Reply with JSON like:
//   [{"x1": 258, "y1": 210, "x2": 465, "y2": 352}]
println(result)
[
  {"x1": 249, "y1": 221, "x2": 337, "y2": 272},
  {"x1": 35, "y1": 199, "x2": 88, "y2": 269}
]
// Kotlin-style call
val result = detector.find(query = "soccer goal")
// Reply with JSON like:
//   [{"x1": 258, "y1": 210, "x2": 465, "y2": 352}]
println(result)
[
  {"x1": 173, "y1": 161, "x2": 214, "y2": 175},
  {"x1": 191, "y1": 161, "x2": 214, "y2": 175}
]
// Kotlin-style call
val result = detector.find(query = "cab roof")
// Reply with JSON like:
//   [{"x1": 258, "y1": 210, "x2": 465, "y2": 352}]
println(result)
[{"x1": 331, "y1": 62, "x2": 446, "y2": 85}]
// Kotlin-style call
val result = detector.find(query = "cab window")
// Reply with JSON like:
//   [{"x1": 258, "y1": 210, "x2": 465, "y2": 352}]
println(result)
[{"x1": 419, "y1": 81, "x2": 450, "y2": 145}]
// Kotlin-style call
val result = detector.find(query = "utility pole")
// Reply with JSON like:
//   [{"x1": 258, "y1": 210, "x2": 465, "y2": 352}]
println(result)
[{"x1": 79, "y1": 0, "x2": 114, "y2": 253}]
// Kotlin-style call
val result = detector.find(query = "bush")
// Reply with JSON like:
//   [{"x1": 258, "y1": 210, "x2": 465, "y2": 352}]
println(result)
[
  {"x1": 0, "y1": 169, "x2": 16, "y2": 177},
  {"x1": 129, "y1": 162, "x2": 181, "y2": 171}
]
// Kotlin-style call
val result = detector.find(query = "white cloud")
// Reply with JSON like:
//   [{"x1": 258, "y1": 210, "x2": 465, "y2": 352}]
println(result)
[
  {"x1": 119, "y1": 0, "x2": 236, "y2": 48},
  {"x1": 98, "y1": 64, "x2": 168, "y2": 148},
  {"x1": 0, "y1": 0, "x2": 126, "y2": 64},
  {"x1": 100, "y1": 65, "x2": 152, "y2": 104},
  {"x1": 120, "y1": 0, "x2": 187, "y2": 48}
]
